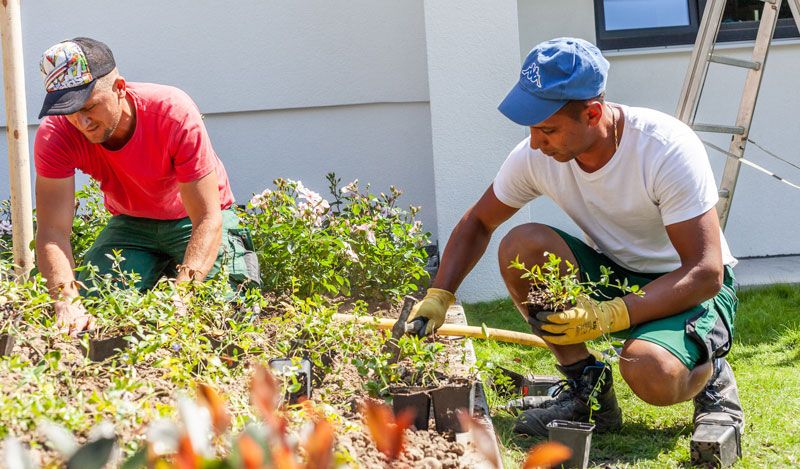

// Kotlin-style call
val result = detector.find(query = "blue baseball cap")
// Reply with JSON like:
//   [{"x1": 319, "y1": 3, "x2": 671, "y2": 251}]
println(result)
[{"x1": 498, "y1": 37, "x2": 609, "y2": 126}]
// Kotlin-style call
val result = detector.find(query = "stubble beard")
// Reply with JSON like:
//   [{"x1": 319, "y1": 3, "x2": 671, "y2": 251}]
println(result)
[{"x1": 98, "y1": 108, "x2": 123, "y2": 144}]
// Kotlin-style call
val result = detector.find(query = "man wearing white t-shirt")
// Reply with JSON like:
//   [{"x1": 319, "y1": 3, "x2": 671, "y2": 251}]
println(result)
[{"x1": 406, "y1": 38, "x2": 743, "y2": 453}]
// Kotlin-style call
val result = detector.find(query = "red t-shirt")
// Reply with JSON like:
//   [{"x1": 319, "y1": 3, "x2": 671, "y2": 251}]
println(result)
[{"x1": 34, "y1": 82, "x2": 234, "y2": 220}]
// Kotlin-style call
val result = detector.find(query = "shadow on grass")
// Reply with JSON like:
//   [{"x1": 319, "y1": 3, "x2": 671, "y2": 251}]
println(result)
[{"x1": 493, "y1": 411, "x2": 691, "y2": 467}]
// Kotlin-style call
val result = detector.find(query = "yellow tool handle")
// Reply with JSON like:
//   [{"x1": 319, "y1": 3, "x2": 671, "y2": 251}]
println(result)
[{"x1": 332, "y1": 313, "x2": 549, "y2": 348}]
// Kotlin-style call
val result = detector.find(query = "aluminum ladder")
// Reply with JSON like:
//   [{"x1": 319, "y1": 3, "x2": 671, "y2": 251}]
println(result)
[{"x1": 676, "y1": 0, "x2": 800, "y2": 230}]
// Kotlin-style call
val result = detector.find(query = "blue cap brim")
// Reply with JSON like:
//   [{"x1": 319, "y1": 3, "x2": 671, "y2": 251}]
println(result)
[
  {"x1": 498, "y1": 81, "x2": 567, "y2": 126},
  {"x1": 38, "y1": 80, "x2": 97, "y2": 119}
]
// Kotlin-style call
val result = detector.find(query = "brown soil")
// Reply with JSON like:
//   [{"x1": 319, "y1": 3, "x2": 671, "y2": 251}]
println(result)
[
  {"x1": 338, "y1": 427, "x2": 466, "y2": 468},
  {"x1": 0, "y1": 295, "x2": 478, "y2": 467},
  {"x1": 526, "y1": 284, "x2": 570, "y2": 317}
]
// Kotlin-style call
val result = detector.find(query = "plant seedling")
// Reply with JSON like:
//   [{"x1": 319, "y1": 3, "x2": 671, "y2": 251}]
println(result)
[{"x1": 268, "y1": 357, "x2": 313, "y2": 404}]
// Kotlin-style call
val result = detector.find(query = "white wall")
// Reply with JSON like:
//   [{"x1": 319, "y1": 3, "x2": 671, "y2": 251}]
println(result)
[
  {"x1": 0, "y1": 0, "x2": 437, "y2": 233},
  {"x1": 424, "y1": 0, "x2": 532, "y2": 302},
  {"x1": 518, "y1": 0, "x2": 800, "y2": 258},
  {"x1": 204, "y1": 103, "x2": 437, "y2": 231},
  {"x1": 3, "y1": 1, "x2": 796, "y2": 302}
]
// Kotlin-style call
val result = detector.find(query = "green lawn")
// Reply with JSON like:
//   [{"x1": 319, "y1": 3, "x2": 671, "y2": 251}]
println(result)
[{"x1": 463, "y1": 284, "x2": 800, "y2": 468}]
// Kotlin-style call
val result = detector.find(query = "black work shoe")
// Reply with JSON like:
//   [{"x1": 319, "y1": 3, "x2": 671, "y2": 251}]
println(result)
[
  {"x1": 691, "y1": 357, "x2": 745, "y2": 463},
  {"x1": 513, "y1": 362, "x2": 622, "y2": 437}
]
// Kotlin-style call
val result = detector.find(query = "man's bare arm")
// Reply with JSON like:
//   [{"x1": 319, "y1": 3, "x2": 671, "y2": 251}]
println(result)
[
  {"x1": 623, "y1": 208, "x2": 725, "y2": 325},
  {"x1": 432, "y1": 184, "x2": 520, "y2": 293},
  {"x1": 177, "y1": 170, "x2": 223, "y2": 282},
  {"x1": 36, "y1": 175, "x2": 94, "y2": 334},
  {"x1": 35, "y1": 175, "x2": 79, "y2": 298}
]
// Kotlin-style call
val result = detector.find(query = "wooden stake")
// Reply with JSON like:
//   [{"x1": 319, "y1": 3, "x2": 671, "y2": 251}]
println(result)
[{"x1": 0, "y1": 0, "x2": 35, "y2": 279}]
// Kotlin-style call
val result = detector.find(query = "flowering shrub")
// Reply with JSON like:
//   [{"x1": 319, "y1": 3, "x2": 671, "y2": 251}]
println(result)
[{"x1": 240, "y1": 173, "x2": 429, "y2": 299}]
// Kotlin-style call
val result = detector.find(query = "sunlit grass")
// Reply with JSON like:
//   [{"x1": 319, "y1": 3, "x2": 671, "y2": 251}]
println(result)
[{"x1": 464, "y1": 283, "x2": 800, "y2": 468}]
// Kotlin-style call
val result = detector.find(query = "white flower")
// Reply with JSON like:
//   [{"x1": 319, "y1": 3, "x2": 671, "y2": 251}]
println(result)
[
  {"x1": 354, "y1": 223, "x2": 377, "y2": 244},
  {"x1": 0, "y1": 221, "x2": 11, "y2": 235},
  {"x1": 409, "y1": 220, "x2": 423, "y2": 235},
  {"x1": 249, "y1": 194, "x2": 264, "y2": 208},
  {"x1": 297, "y1": 186, "x2": 324, "y2": 205},
  {"x1": 341, "y1": 179, "x2": 359, "y2": 196},
  {"x1": 298, "y1": 200, "x2": 329, "y2": 227},
  {"x1": 380, "y1": 206, "x2": 399, "y2": 218},
  {"x1": 249, "y1": 189, "x2": 272, "y2": 209},
  {"x1": 343, "y1": 243, "x2": 359, "y2": 262}
]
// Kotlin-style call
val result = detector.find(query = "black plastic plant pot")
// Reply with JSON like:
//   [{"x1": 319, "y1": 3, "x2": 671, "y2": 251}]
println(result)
[
  {"x1": 80, "y1": 334, "x2": 133, "y2": 362},
  {"x1": 311, "y1": 350, "x2": 337, "y2": 387},
  {"x1": 268, "y1": 357, "x2": 313, "y2": 404},
  {"x1": 430, "y1": 379, "x2": 475, "y2": 433},
  {"x1": 546, "y1": 420, "x2": 594, "y2": 469},
  {"x1": 524, "y1": 375, "x2": 562, "y2": 397},
  {"x1": 0, "y1": 333, "x2": 15, "y2": 356},
  {"x1": 390, "y1": 386, "x2": 432, "y2": 430}
]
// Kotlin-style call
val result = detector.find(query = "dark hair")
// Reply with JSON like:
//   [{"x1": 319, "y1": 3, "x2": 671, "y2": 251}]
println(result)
[{"x1": 562, "y1": 93, "x2": 606, "y2": 121}]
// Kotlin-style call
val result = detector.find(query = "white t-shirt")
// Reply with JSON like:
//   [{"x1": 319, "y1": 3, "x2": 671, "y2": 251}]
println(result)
[{"x1": 493, "y1": 105, "x2": 736, "y2": 273}]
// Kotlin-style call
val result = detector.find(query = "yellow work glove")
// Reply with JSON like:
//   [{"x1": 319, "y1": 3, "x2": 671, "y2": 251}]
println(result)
[
  {"x1": 406, "y1": 288, "x2": 456, "y2": 336},
  {"x1": 529, "y1": 297, "x2": 630, "y2": 345}
]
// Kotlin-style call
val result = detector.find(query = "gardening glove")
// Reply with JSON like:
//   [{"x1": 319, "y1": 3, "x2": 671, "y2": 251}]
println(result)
[
  {"x1": 529, "y1": 297, "x2": 630, "y2": 345},
  {"x1": 406, "y1": 288, "x2": 456, "y2": 336}
]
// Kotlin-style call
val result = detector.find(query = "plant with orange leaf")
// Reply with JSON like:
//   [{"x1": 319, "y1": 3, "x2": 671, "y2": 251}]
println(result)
[
  {"x1": 522, "y1": 441, "x2": 572, "y2": 469},
  {"x1": 4, "y1": 364, "x2": 337, "y2": 469},
  {"x1": 361, "y1": 399, "x2": 416, "y2": 461}
]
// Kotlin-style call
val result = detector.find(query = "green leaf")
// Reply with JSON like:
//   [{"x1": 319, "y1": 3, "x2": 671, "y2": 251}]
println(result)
[
  {"x1": 67, "y1": 437, "x2": 116, "y2": 469},
  {"x1": 119, "y1": 447, "x2": 146, "y2": 469}
]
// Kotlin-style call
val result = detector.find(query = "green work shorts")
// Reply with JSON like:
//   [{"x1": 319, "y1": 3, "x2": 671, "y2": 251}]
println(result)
[
  {"x1": 77, "y1": 209, "x2": 261, "y2": 292},
  {"x1": 551, "y1": 227, "x2": 737, "y2": 370}
]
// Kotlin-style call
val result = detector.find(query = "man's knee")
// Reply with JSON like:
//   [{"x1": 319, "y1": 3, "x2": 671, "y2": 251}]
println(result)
[
  {"x1": 498, "y1": 223, "x2": 555, "y2": 266},
  {"x1": 619, "y1": 339, "x2": 691, "y2": 406}
]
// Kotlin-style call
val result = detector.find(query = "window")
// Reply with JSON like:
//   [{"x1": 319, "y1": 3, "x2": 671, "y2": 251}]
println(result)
[{"x1": 594, "y1": 0, "x2": 800, "y2": 50}]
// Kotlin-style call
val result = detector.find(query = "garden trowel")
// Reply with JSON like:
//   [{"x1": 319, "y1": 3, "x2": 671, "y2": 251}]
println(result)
[{"x1": 383, "y1": 296, "x2": 416, "y2": 365}]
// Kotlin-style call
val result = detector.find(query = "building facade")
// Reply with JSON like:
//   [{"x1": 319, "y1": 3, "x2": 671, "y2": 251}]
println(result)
[{"x1": 2, "y1": 0, "x2": 798, "y2": 300}]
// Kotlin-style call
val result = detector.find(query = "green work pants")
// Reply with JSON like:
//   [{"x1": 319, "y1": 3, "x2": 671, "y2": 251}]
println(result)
[{"x1": 77, "y1": 209, "x2": 260, "y2": 292}]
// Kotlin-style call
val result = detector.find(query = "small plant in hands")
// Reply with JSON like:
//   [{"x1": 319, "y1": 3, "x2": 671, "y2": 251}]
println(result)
[
  {"x1": 510, "y1": 251, "x2": 643, "y2": 343},
  {"x1": 511, "y1": 252, "x2": 644, "y2": 421}
]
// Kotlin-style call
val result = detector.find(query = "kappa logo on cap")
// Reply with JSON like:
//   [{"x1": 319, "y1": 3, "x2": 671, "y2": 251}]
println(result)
[
  {"x1": 521, "y1": 62, "x2": 542, "y2": 88},
  {"x1": 40, "y1": 41, "x2": 93, "y2": 93}
]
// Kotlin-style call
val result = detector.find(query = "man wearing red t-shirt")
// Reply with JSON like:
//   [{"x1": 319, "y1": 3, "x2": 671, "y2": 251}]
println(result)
[{"x1": 34, "y1": 37, "x2": 260, "y2": 335}]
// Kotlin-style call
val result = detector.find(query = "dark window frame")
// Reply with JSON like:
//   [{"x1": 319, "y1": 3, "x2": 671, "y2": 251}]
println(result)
[{"x1": 594, "y1": 0, "x2": 800, "y2": 50}]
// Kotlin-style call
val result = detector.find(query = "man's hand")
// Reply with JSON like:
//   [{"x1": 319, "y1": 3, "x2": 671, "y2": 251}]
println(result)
[
  {"x1": 529, "y1": 297, "x2": 630, "y2": 345},
  {"x1": 54, "y1": 299, "x2": 95, "y2": 336},
  {"x1": 406, "y1": 288, "x2": 456, "y2": 336}
]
